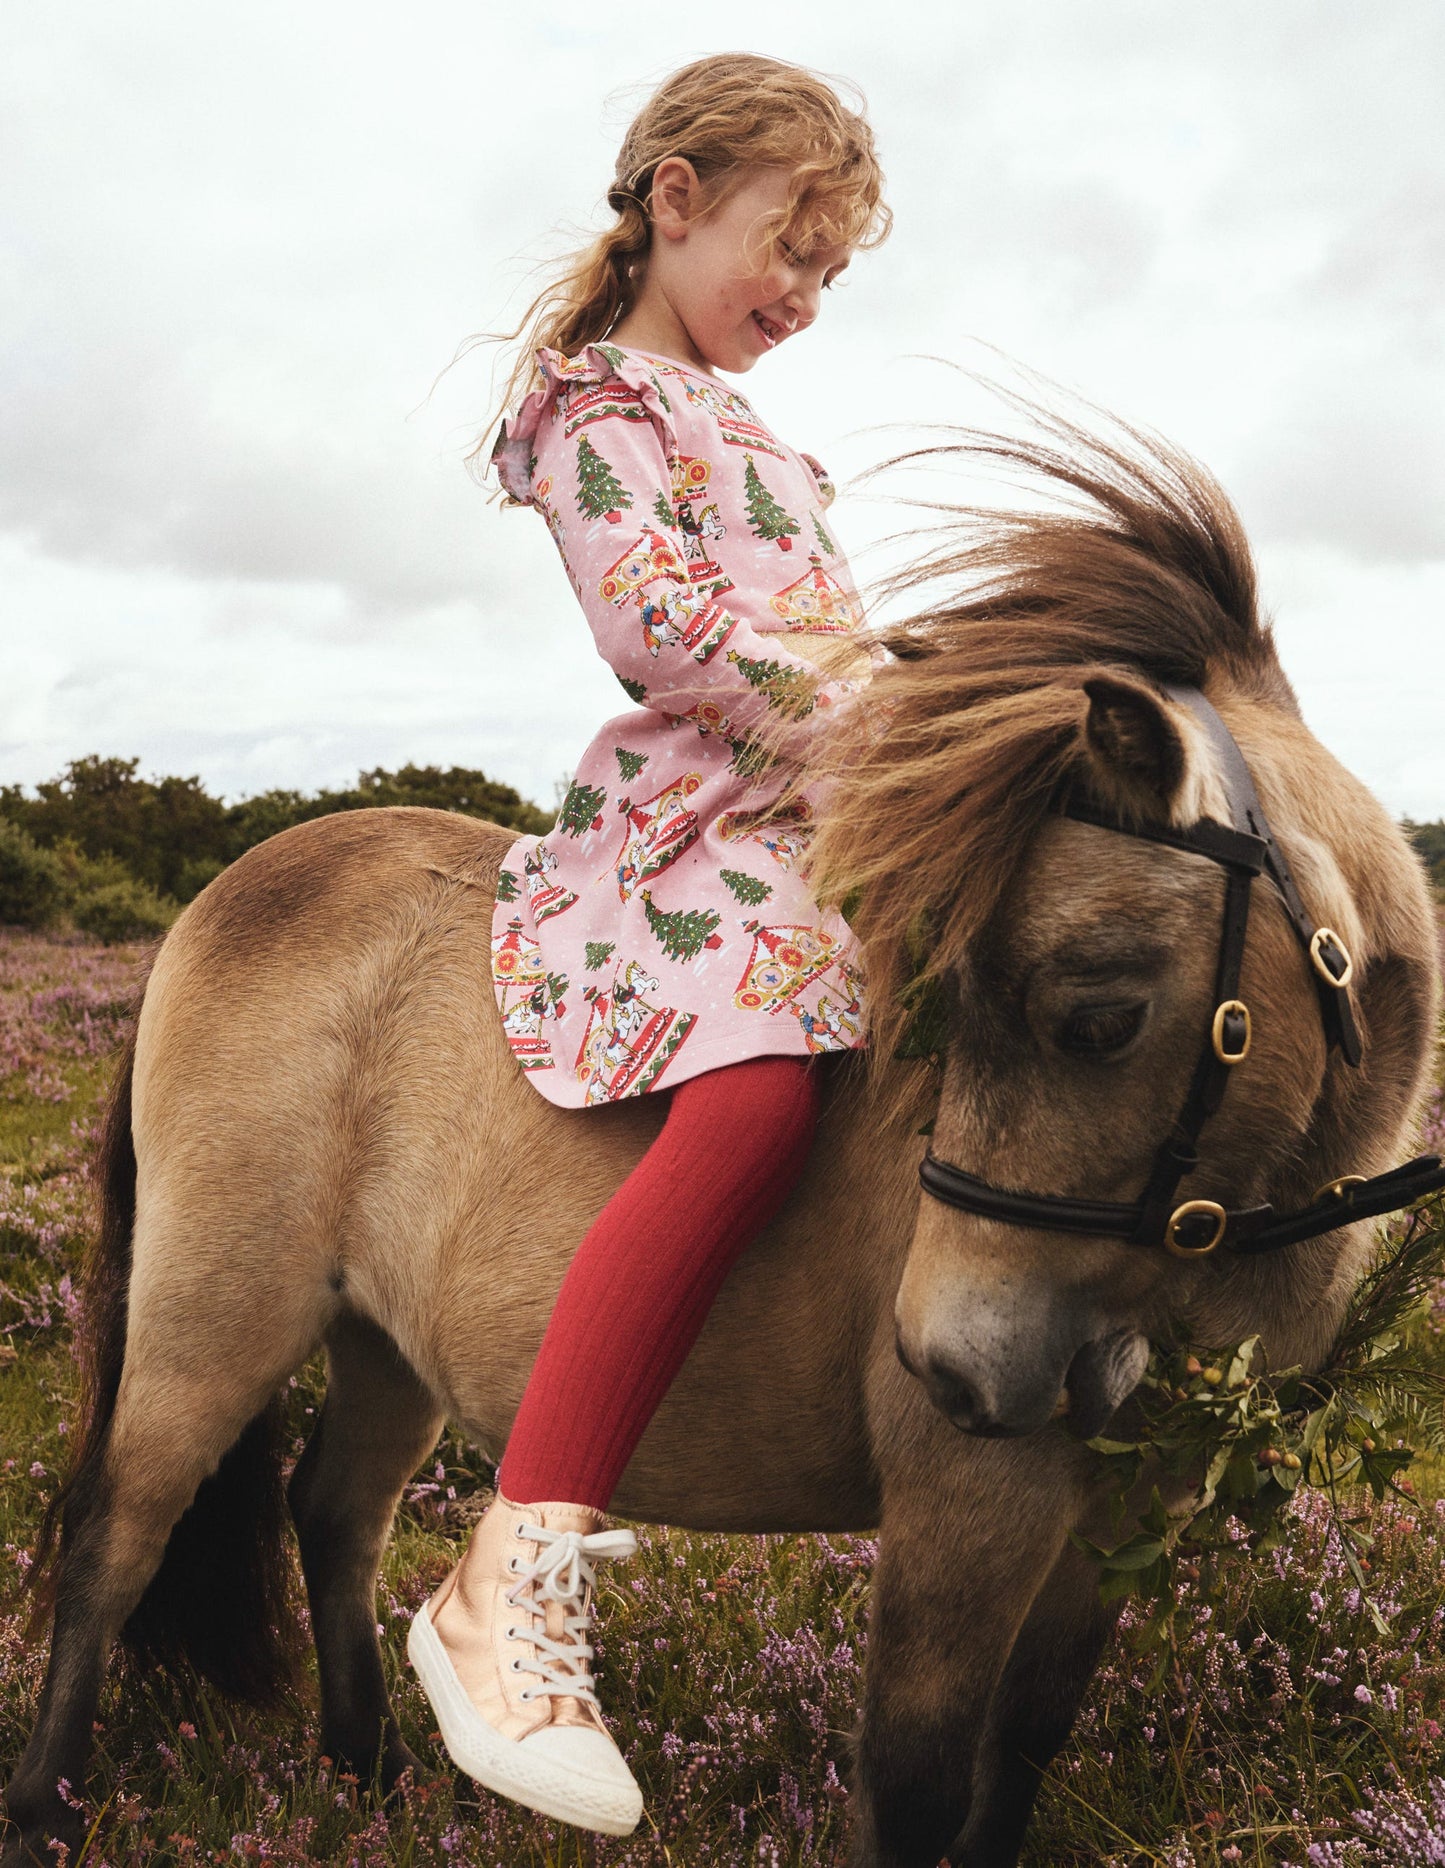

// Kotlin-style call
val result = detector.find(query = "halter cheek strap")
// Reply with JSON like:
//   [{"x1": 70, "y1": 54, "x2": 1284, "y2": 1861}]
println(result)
[
  {"x1": 917, "y1": 685, "x2": 1445, "y2": 1258},
  {"x1": 1163, "y1": 683, "x2": 1361, "y2": 1067}
]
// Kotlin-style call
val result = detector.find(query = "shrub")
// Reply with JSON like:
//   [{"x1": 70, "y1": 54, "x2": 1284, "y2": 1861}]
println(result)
[
  {"x1": 1404, "y1": 818, "x2": 1445, "y2": 890},
  {"x1": 0, "y1": 758, "x2": 555, "y2": 916},
  {"x1": 70, "y1": 878, "x2": 176, "y2": 944},
  {"x1": 0, "y1": 755, "x2": 228, "y2": 899},
  {"x1": 0, "y1": 823, "x2": 177, "y2": 943},
  {"x1": 0, "y1": 818, "x2": 68, "y2": 929},
  {"x1": 174, "y1": 856, "x2": 226, "y2": 901}
]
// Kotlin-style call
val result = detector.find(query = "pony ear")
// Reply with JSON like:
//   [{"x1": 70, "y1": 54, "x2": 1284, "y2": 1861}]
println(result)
[{"x1": 1079, "y1": 673, "x2": 1189, "y2": 819}]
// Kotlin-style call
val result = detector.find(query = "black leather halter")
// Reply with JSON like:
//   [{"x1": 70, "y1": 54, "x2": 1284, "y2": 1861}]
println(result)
[{"x1": 918, "y1": 684, "x2": 1445, "y2": 1258}]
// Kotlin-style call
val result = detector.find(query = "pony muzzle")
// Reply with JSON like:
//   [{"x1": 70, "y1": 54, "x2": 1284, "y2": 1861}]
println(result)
[{"x1": 896, "y1": 1310, "x2": 1149, "y2": 1440}]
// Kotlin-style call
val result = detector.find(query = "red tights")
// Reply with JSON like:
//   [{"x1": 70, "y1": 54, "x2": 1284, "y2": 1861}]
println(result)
[{"x1": 497, "y1": 1054, "x2": 822, "y2": 1511}]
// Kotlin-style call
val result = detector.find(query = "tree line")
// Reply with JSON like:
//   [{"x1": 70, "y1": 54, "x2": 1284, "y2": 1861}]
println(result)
[
  {"x1": 1402, "y1": 819, "x2": 1445, "y2": 892},
  {"x1": 0, "y1": 756, "x2": 554, "y2": 942},
  {"x1": 2, "y1": 754, "x2": 1442, "y2": 947}
]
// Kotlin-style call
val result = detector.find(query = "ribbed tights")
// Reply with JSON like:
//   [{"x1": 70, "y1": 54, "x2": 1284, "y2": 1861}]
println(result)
[{"x1": 497, "y1": 1054, "x2": 822, "y2": 1511}]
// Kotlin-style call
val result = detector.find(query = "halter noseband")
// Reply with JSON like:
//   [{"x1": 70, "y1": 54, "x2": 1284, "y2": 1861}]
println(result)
[{"x1": 918, "y1": 684, "x2": 1445, "y2": 1259}]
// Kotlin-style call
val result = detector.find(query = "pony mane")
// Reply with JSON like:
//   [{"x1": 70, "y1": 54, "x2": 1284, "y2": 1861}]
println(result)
[{"x1": 763, "y1": 388, "x2": 1295, "y2": 1102}]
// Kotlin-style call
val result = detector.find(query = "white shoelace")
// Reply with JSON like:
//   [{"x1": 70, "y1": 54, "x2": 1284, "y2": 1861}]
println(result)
[{"x1": 504, "y1": 1522, "x2": 638, "y2": 1703}]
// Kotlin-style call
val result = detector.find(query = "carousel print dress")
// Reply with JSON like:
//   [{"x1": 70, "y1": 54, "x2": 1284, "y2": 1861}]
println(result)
[{"x1": 488, "y1": 341, "x2": 870, "y2": 1108}]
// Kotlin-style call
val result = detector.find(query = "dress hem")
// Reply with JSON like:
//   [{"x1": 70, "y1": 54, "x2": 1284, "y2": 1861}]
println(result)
[{"x1": 497, "y1": 1012, "x2": 869, "y2": 1110}]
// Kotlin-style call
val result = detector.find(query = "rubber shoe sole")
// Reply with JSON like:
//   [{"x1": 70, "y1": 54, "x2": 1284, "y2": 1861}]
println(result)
[{"x1": 407, "y1": 1601, "x2": 643, "y2": 1836}]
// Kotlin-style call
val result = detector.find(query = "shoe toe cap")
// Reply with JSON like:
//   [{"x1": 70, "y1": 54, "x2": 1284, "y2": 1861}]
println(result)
[
  {"x1": 519, "y1": 1724, "x2": 641, "y2": 1798},
  {"x1": 518, "y1": 1723, "x2": 643, "y2": 1831}
]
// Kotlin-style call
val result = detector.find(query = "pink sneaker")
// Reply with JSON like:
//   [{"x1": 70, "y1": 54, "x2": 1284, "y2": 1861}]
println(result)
[{"x1": 408, "y1": 1490, "x2": 642, "y2": 1835}]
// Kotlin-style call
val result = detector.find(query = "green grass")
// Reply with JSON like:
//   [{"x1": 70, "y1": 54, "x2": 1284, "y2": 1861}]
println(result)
[{"x1": 0, "y1": 1067, "x2": 93, "y2": 1171}]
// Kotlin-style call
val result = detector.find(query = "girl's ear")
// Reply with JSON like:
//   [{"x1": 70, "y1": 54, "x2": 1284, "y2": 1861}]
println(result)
[
  {"x1": 650, "y1": 157, "x2": 703, "y2": 239},
  {"x1": 1078, "y1": 672, "x2": 1193, "y2": 822}
]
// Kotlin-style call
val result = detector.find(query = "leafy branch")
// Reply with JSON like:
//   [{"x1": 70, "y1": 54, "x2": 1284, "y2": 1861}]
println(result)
[{"x1": 1076, "y1": 1201, "x2": 1445, "y2": 1669}]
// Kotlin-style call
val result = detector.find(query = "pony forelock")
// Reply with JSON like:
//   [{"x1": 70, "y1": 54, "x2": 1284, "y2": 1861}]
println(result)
[{"x1": 752, "y1": 386, "x2": 1288, "y2": 1109}]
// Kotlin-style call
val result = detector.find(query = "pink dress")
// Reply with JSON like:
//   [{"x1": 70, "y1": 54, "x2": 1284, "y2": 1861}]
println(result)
[{"x1": 487, "y1": 341, "x2": 870, "y2": 1107}]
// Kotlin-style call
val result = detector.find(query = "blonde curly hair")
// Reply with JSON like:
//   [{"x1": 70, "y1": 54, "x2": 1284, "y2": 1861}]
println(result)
[{"x1": 471, "y1": 52, "x2": 890, "y2": 471}]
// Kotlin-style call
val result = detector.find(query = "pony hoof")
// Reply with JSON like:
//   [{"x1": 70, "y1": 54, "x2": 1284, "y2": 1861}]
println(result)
[
  {"x1": 1, "y1": 1816, "x2": 87, "y2": 1868},
  {"x1": 324, "y1": 1732, "x2": 429, "y2": 1801},
  {"x1": 378, "y1": 1741, "x2": 427, "y2": 1798}
]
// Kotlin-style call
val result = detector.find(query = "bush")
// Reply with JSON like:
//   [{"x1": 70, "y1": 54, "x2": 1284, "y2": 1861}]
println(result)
[
  {"x1": 1404, "y1": 818, "x2": 1445, "y2": 889},
  {"x1": 0, "y1": 757, "x2": 555, "y2": 914},
  {"x1": 224, "y1": 764, "x2": 554, "y2": 853},
  {"x1": 174, "y1": 856, "x2": 226, "y2": 901},
  {"x1": 0, "y1": 755, "x2": 228, "y2": 900},
  {"x1": 70, "y1": 878, "x2": 176, "y2": 943},
  {"x1": 0, "y1": 818, "x2": 68, "y2": 929},
  {"x1": 0, "y1": 821, "x2": 177, "y2": 943}
]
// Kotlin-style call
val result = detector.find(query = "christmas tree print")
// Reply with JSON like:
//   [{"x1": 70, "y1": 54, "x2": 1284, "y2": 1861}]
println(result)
[
  {"x1": 616, "y1": 673, "x2": 648, "y2": 703},
  {"x1": 584, "y1": 940, "x2": 617, "y2": 971},
  {"x1": 725, "y1": 648, "x2": 819, "y2": 719},
  {"x1": 742, "y1": 453, "x2": 801, "y2": 550},
  {"x1": 729, "y1": 733, "x2": 776, "y2": 779},
  {"x1": 556, "y1": 778, "x2": 608, "y2": 837},
  {"x1": 590, "y1": 344, "x2": 671, "y2": 411},
  {"x1": 811, "y1": 510, "x2": 837, "y2": 556},
  {"x1": 496, "y1": 867, "x2": 519, "y2": 902},
  {"x1": 614, "y1": 746, "x2": 649, "y2": 783},
  {"x1": 720, "y1": 868, "x2": 773, "y2": 906},
  {"x1": 641, "y1": 889, "x2": 724, "y2": 963},
  {"x1": 652, "y1": 489, "x2": 676, "y2": 529},
  {"x1": 575, "y1": 435, "x2": 633, "y2": 524}
]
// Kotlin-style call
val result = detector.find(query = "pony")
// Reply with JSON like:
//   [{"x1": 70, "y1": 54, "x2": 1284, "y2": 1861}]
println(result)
[{"x1": 4, "y1": 402, "x2": 1436, "y2": 1868}]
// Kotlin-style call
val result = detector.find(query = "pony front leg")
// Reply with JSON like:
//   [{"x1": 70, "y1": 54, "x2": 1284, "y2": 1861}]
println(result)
[
  {"x1": 847, "y1": 1422, "x2": 1084, "y2": 1868},
  {"x1": 952, "y1": 1537, "x2": 1120, "y2": 1867}
]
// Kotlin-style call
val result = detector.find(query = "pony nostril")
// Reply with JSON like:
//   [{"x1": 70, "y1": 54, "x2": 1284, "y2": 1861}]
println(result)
[{"x1": 922, "y1": 1356, "x2": 984, "y2": 1431}]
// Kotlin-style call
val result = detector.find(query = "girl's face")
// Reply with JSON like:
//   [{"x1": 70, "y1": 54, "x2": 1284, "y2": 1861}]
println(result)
[{"x1": 642, "y1": 162, "x2": 853, "y2": 376}]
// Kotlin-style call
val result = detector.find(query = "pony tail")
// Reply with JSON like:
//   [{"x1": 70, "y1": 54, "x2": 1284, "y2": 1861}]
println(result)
[
  {"x1": 542, "y1": 192, "x2": 651, "y2": 362},
  {"x1": 465, "y1": 194, "x2": 650, "y2": 480}
]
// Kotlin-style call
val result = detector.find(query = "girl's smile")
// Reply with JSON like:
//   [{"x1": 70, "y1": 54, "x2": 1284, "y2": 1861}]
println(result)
[{"x1": 610, "y1": 163, "x2": 852, "y2": 377}]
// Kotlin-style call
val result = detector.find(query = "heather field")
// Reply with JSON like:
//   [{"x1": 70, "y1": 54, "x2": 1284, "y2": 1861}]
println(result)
[{"x1": 4, "y1": 925, "x2": 1445, "y2": 1866}]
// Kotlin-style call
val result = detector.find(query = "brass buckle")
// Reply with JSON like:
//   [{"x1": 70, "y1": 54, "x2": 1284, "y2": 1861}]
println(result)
[
  {"x1": 1165, "y1": 1199, "x2": 1227, "y2": 1257},
  {"x1": 1211, "y1": 999, "x2": 1251, "y2": 1065},
  {"x1": 1311, "y1": 1173, "x2": 1367, "y2": 1205},
  {"x1": 1309, "y1": 927, "x2": 1354, "y2": 988}
]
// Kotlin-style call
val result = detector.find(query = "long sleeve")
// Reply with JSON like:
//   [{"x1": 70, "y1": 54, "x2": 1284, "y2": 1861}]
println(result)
[
  {"x1": 495, "y1": 345, "x2": 855, "y2": 757},
  {"x1": 484, "y1": 342, "x2": 873, "y2": 1110}
]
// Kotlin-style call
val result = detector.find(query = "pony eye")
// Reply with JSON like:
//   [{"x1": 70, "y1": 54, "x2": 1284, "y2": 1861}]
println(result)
[{"x1": 1058, "y1": 1002, "x2": 1147, "y2": 1058}]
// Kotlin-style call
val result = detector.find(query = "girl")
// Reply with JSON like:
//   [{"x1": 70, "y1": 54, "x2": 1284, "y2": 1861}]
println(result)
[{"x1": 408, "y1": 52, "x2": 890, "y2": 1837}]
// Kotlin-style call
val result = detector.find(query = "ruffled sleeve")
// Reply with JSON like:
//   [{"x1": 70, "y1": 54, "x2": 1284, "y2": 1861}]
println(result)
[
  {"x1": 489, "y1": 343, "x2": 678, "y2": 506},
  {"x1": 489, "y1": 343, "x2": 855, "y2": 752}
]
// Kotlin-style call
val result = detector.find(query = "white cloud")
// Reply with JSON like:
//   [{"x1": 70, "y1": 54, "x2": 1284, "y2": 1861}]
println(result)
[{"x1": 1258, "y1": 544, "x2": 1445, "y2": 819}]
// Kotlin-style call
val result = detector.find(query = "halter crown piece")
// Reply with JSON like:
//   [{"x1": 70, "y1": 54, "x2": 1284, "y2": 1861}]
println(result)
[{"x1": 918, "y1": 685, "x2": 1445, "y2": 1259}]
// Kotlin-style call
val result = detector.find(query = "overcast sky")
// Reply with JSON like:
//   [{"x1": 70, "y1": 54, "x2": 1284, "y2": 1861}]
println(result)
[{"x1": 4, "y1": 2, "x2": 1442, "y2": 817}]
